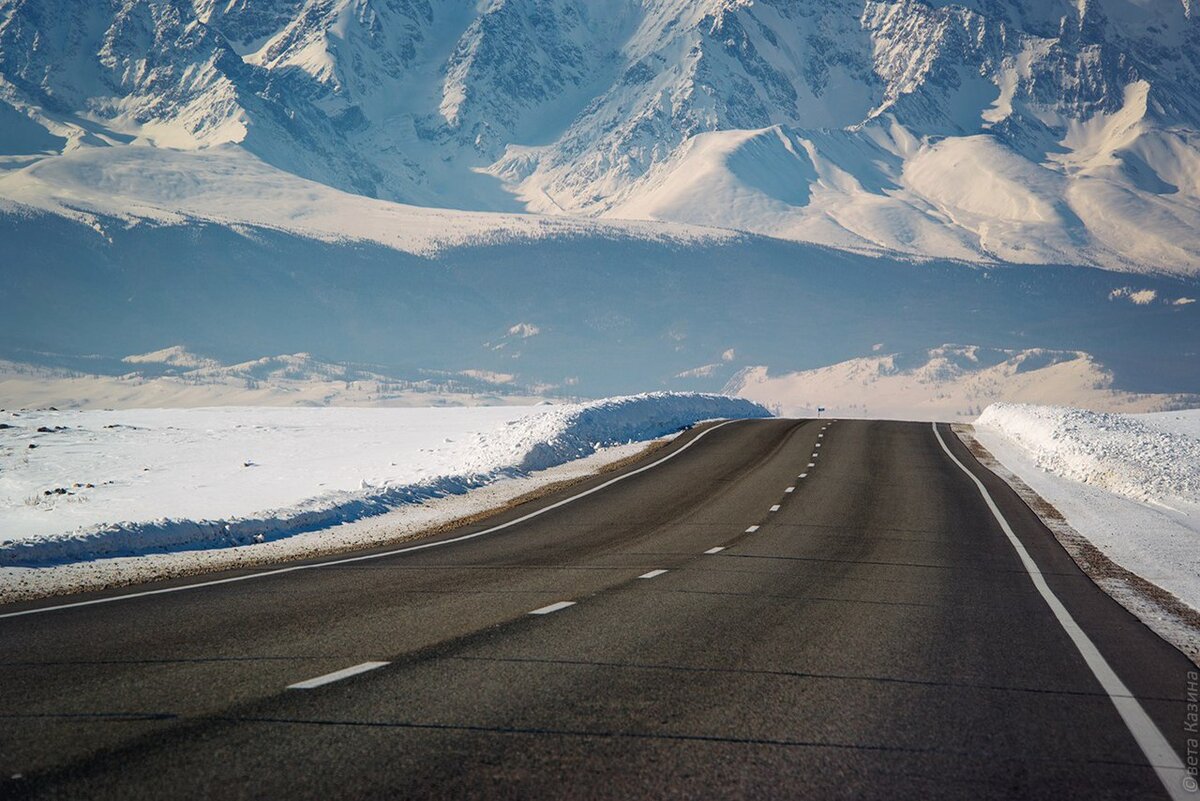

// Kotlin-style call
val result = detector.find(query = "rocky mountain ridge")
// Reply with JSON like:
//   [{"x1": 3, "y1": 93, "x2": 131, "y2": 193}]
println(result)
[{"x1": 3, "y1": 0, "x2": 1200, "y2": 271}]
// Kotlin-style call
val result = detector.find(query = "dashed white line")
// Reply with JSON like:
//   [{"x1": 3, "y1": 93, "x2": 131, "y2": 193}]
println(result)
[
  {"x1": 807, "y1": 463, "x2": 816, "y2": 468},
  {"x1": 932, "y1": 422, "x2": 1190, "y2": 800},
  {"x1": 288, "y1": 661, "x2": 389, "y2": 690},
  {"x1": 639, "y1": 569, "x2": 668, "y2": 579},
  {"x1": 815, "y1": 443, "x2": 822, "y2": 448},
  {"x1": 785, "y1": 487, "x2": 795, "y2": 493},
  {"x1": 811, "y1": 453, "x2": 819, "y2": 458},
  {"x1": 529, "y1": 601, "x2": 576, "y2": 615},
  {"x1": 818, "y1": 433, "x2": 824, "y2": 438},
  {"x1": 745, "y1": 525, "x2": 760, "y2": 533},
  {"x1": 798, "y1": 473, "x2": 808, "y2": 479},
  {"x1": 769, "y1": 505, "x2": 781, "y2": 513},
  {"x1": 704, "y1": 547, "x2": 725, "y2": 554}
]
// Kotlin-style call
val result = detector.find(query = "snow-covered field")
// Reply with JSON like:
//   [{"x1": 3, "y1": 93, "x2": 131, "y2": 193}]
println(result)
[
  {"x1": 973, "y1": 403, "x2": 1200, "y2": 614},
  {"x1": 0, "y1": 394, "x2": 768, "y2": 596}
]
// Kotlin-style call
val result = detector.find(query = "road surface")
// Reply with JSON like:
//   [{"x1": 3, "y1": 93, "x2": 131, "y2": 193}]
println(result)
[{"x1": 1, "y1": 419, "x2": 1195, "y2": 799}]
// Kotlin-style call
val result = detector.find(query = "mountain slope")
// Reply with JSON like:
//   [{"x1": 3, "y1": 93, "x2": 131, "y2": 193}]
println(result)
[
  {"x1": 725, "y1": 345, "x2": 1200, "y2": 420},
  {"x1": 3, "y1": 201, "x2": 1197, "y2": 402},
  {"x1": 2, "y1": 0, "x2": 1200, "y2": 272}
]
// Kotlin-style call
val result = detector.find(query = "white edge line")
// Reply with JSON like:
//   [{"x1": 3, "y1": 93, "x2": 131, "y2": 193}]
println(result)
[
  {"x1": 287, "y1": 661, "x2": 389, "y2": 690},
  {"x1": 3, "y1": 420, "x2": 748, "y2": 620},
  {"x1": 529, "y1": 600, "x2": 575, "y2": 615},
  {"x1": 704, "y1": 547, "x2": 725, "y2": 554},
  {"x1": 638, "y1": 569, "x2": 668, "y2": 579},
  {"x1": 932, "y1": 422, "x2": 1189, "y2": 799}
]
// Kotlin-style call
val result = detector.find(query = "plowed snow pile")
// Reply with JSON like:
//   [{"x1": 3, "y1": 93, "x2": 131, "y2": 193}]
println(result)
[
  {"x1": 0, "y1": 394, "x2": 768, "y2": 569},
  {"x1": 974, "y1": 403, "x2": 1200, "y2": 611}
]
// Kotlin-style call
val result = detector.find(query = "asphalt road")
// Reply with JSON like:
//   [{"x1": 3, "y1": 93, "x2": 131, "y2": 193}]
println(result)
[{"x1": 0, "y1": 418, "x2": 1195, "y2": 799}]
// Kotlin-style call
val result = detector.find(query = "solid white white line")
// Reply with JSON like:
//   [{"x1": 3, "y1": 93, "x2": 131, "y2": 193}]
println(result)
[
  {"x1": 769, "y1": 505, "x2": 781, "y2": 513},
  {"x1": 2, "y1": 420, "x2": 748, "y2": 620},
  {"x1": 704, "y1": 547, "x2": 725, "y2": 554},
  {"x1": 745, "y1": 525, "x2": 759, "y2": 533},
  {"x1": 932, "y1": 422, "x2": 1189, "y2": 799},
  {"x1": 785, "y1": 487, "x2": 795, "y2": 493},
  {"x1": 529, "y1": 601, "x2": 576, "y2": 615},
  {"x1": 288, "y1": 661, "x2": 389, "y2": 690},
  {"x1": 639, "y1": 569, "x2": 668, "y2": 579}
]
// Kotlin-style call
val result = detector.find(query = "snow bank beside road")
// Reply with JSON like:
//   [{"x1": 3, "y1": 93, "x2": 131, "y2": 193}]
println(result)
[
  {"x1": 976, "y1": 404, "x2": 1200, "y2": 508},
  {"x1": 973, "y1": 403, "x2": 1200, "y2": 615},
  {"x1": 0, "y1": 393, "x2": 769, "y2": 569}
]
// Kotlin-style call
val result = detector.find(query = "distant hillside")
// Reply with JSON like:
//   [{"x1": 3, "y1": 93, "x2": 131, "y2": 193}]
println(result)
[
  {"x1": 0, "y1": 347, "x2": 555, "y2": 409},
  {"x1": 725, "y1": 345, "x2": 1200, "y2": 421}
]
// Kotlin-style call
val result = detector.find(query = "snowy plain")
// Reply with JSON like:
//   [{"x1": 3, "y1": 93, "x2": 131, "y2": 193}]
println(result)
[
  {"x1": 0, "y1": 393, "x2": 768, "y2": 599},
  {"x1": 974, "y1": 403, "x2": 1200, "y2": 614}
]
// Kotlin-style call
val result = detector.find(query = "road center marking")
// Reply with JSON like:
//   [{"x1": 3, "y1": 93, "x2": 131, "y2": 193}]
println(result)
[
  {"x1": 639, "y1": 569, "x2": 668, "y2": 579},
  {"x1": 933, "y1": 422, "x2": 1190, "y2": 800},
  {"x1": 704, "y1": 547, "x2": 725, "y2": 554},
  {"x1": 288, "y1": 661, "x2": 389, "y2": 690},
  {"x1": 529, "y1": 601, "x2": 576, "y2": 615},
  {"x1": 745, "y1": 525, "x2": 759, "y2": 533}
]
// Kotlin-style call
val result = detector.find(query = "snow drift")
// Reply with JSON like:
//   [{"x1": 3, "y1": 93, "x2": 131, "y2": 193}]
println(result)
[
  {"x1": 0, "y1": 393, "x2": 769, "y2": 567},
  {"x1": 972, "y1": 403, "x2": 1200, "y2": 621},
  {"x1": 976, "y1": 403, "x2": 1200, "y2": 508}
]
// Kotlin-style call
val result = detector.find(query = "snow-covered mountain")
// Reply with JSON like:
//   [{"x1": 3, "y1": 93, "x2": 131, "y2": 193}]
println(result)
[
  {"x1": 725, "y1": 345, "x2": 1200, "y2": 421},
  {"x1": 3, "y1": 0, "x2": 1200, "y2": 272},
  {"x1": 0, "y1": 346, "x2": 556, "y2": 408}
]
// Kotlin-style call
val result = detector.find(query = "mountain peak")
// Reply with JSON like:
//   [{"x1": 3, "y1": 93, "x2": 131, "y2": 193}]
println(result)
[{"x1": 2, "y1": 0, "x2": 1200, "y2": 272}]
